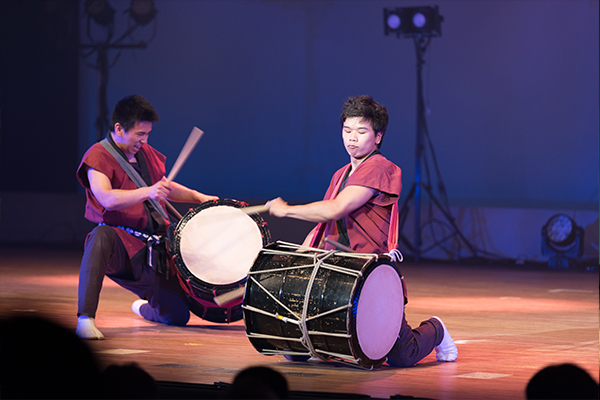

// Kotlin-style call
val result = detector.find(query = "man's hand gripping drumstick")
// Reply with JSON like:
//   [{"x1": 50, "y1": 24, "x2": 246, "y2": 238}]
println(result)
[
  {"x1": 156, "y1": 127, "x2": 219, "y2": 206},
  {"x1": 214, "y1": 198, "x2": 342, "y2": 307}
]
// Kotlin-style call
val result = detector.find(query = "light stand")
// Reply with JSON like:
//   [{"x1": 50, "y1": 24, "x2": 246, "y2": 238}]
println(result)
[
  {"x1": 385, "y1": 6, "x2": 479, "y2": 262},
  {"x1": 80, "y1": 0, "x2": 157, "y2": 142}
]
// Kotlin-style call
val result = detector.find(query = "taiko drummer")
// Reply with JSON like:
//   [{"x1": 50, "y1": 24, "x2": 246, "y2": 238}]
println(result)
[
  {"x1": 266, "y1": 95, "x2": 458, "y2": 367},
  {"x1": 75, "y1": 95, "x2": 218, "y2": 340}
]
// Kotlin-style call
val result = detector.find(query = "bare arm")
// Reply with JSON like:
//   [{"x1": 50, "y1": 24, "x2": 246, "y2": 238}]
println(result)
[
  {"x1": 266, "y1": 185, "x2": 376, "y2": 223},
  {"x1": 167, "y1": 181, "x2": 219, "y2": 204},
  {"x1": 88, "y1": 168, "x2": 171, "y2": 211}
]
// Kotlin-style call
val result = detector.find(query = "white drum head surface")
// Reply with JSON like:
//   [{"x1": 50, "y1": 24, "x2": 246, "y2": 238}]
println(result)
[
  {"x1": 355, "y1": 264, "x2": 404, "y2": 360},
  {"x1": 179, "y1": 206, "x2": 263, "y2": 285}
]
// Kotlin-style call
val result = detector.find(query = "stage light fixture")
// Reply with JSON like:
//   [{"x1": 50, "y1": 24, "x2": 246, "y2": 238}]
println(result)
[
  {"x1": 384, "y1": 6, "x2": 443, "y2": 38},
  {"x1": 85, "y1": 0, "x2": 115, "y2": 27},
  {"x1": 541, "y1": 214, "x2": 584, "y2": 268},
  {"x1": 413, "y1": 13, "x2": 426, "y2": 28},
  {"x1": 81, "y1": 0, "x2": 158, "y2": 141},
  {"x1": 127, "y1": 0, "x2": 157, "y2": 26}
]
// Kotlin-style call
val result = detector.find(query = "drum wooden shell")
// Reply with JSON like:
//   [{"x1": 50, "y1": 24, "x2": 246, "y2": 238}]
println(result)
[{"x1": 243, "y1": 242, "x2": 404, "y2": 369}]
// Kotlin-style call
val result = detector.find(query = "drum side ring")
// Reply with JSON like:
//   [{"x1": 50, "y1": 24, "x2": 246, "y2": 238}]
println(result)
[{"x1": 347, "y1": 256, "x2": 404, "y2": 369}]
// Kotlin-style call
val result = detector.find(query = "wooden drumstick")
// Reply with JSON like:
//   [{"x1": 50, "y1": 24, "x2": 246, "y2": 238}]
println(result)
[
  {"x1": 214, "y1": 285, "x2": 246, "y2": 306},
  {"x1": 239, "y1": 204, "x2": 270, "y2": 215},
  {"x1": 166, "y1": 127, "x2": 204, "y2": 182},
  {"x1": 325, "y1": 237, "x2": 355, "y2": 253}
]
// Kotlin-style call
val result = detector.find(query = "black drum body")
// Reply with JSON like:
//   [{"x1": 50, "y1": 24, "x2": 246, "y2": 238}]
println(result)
[
  {"x1": 243, "y1": 242, "x2": 404, "y2": 369},
  {"x1": 172, "y1": 199, "x2": 270, "y2": 323}
]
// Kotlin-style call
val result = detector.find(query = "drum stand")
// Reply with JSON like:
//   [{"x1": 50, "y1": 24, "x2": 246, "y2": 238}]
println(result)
[{"x1": 398, "y1": 36, "x2": 478, "y2": 262}]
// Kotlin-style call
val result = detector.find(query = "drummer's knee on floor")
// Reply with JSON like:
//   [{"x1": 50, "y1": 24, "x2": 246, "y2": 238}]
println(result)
[
  {"x1": 138, "y1": 302, "x2": 190, "y2": 326},
  {"x1": 386, "y1": 349, "x2": 418, "y2": 368},
  {"x1": 387, "y1": 357, "x2": 415, "y2": 368},
  {"x1": 163, "y1": 309, "x2": 190, "y2": 326}
]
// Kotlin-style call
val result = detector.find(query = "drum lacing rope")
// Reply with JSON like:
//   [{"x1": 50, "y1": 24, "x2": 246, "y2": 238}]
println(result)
[
  {"x1": 243, "y1": 241, "x2": 388, "y2": 366},
  {"x1": 386, "y1": 248, "x2": 404, "y2": 263},
  {"x1": 276, "y1": 241, "x2": 378, "y2": 261},
  {"x1": 297, "y1": 249, "x2": 338, "y2": 362},
  {"x1": 245, "y1": 276, "x2": 299, "y2": 322},
  {"x1": 243, "y1": 249, "x2": 363, "y2": 330}
]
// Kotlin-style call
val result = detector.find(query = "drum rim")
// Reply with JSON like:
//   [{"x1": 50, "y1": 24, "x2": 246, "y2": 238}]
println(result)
[
  {"x1": 172, "y1": 198, "x2": 271, "y2": 296},
  {"x1": 347, "y1": 255, "x2": 403, "y2": 369}
]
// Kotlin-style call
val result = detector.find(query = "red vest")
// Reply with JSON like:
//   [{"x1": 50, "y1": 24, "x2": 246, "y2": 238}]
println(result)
[{"x1": 76, "y1": 143, "x2": 169, "y2": 258}]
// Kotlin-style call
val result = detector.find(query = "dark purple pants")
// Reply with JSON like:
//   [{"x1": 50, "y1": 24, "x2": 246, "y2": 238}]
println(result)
[
  {"x1": 77, "y1": 225, "x2": 190, "y2": 326},
  {"x1": 386, "y1": 314, "x2": 444, "y2": 367}
]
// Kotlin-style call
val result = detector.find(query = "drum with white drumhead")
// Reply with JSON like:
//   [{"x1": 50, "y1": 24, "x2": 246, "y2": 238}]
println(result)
[
  {"x1": 172, "y1": 199, "x2": 270, "y2": 323},
  {"x1": 243, "y1": 242, "x2": 404, "y2": 369}
]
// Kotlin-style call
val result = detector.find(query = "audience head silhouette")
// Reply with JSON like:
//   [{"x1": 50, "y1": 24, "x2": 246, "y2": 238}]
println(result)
[
  {"x1": 100, "y1": 362, "x2": 158, "y2": 399},
  {"x1": 0, "y1": 315, "x2": 102, "y2": 399},
  {"x1": 526, "y1": 363, "x2": 599, "y2": 400},
  {"x1": 227, "y1": 366, "x2": 289, "y2": 399}
]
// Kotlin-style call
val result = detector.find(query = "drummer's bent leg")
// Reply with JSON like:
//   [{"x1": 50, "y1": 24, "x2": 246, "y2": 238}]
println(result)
[
  {"x1": 135, "y1": 266, "x2": 190, "y2": 326},
  {"x1": 78, "y1": 225, "x2": 189, "y2": 325},
  {"x1": 386, "y1": 315, "x2": 444, "y2": 368},
  {"x1": 78, "y1": 225, "x2": 127, "y2": 318}
]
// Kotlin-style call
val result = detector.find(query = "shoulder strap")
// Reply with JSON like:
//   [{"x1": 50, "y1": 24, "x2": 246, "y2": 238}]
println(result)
[{"x1": 99, "y1": 139, "x2": 170, "y2": 222}]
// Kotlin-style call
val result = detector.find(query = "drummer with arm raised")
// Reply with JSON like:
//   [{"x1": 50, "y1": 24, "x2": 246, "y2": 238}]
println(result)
[
  {"x1": 266, "y1": 95, "x2": 458, "y2": 367},
  {"x1": 75, "y1": 94, "x2": 218, "y2": 340}
]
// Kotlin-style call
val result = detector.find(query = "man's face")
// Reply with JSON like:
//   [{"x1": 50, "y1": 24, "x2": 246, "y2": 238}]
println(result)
[
  {"x1": 114, "y1": 121, "x2": 152, "y2": 158},
  {"x1": 342, "y1": 117, "x2": 382, "y2": 161}
]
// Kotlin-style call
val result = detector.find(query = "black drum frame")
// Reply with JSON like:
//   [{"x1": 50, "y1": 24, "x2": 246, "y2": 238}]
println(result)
[{"x1": 243, "y1": 241, "x2": 404, "y2": 369}]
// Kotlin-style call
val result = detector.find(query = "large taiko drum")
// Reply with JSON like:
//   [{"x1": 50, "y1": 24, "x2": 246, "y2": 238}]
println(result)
[
  {"x1": 242, "y1": 242, "x2": 404, "y2": 369},
  {"x1": 172, "y1": 199, "x2": 270, "y2": 323}
]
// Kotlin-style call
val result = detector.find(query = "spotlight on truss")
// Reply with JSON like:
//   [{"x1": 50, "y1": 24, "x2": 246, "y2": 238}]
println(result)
[
  {"x1": 384, "y1": 6, "x2": 443, "y2": 39},
  {"x1": 85, "y1": 0, "x2": 115, "y2": 27},
  {"x1": 128, "y1": 0, "x2": 157, "y2": 26}
]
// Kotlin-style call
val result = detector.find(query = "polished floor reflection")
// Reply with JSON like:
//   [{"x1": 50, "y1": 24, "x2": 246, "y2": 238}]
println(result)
[{"x1": 0, "y1": 247, "x2": 597, "y2": 400}]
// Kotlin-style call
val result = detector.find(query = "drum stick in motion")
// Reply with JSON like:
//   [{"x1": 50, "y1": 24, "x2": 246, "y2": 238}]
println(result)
[
  {"x1": 325, "y1": 237, "x2": 355, "y2": 253},
  {"x1": 166, "y1": 127, "x2": 204, "y2": 182},
  {"x1": 239, "y1": 204, "x2": 270, "y2": 215},
  {"x1": 214, "y1": 285, "x2": 246, "y2": 306}
]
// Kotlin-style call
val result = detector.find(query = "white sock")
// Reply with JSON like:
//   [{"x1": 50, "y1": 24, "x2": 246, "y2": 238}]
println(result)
[
  {"x1": 432, "y1": 316, "x2": 458, "y2": 362},
  {"x1": 76, "y1": 316, "x2": 104, "y2": 340},
  {"x1": 132, "y1": 299, "x2": 148, "y2": 317}
]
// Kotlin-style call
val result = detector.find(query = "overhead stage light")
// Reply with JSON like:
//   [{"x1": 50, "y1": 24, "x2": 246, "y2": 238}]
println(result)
[
  {"x1": 386, "y1": 13, "x2": 401, "y2": 30},
  {"x1": 81, "y1": 0, "x2": 158, "y2": 141},
  {"x1": 541, "y1": 214, "x2": 584, "y2": 268},
  {"x1": 85, "y1": 0, "x2": 115, "y2": 27},
  {"x1": 128, "y1": 0, "x2": 157, "y2": 26},
  {"x1": 413, "y1": 13, "x2": 426, "y2": 29},
  {"x1": 384, "y1": 6, "x2": 443, "y2": 39}
]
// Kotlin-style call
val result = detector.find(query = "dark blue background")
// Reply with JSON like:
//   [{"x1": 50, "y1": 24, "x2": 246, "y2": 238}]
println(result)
[
  {"x1": 2, "y1": 0, "x2": 598, "y2": 212},
  {"x1": 80, "y1": 1, "x2": 598, "y2": 209}
]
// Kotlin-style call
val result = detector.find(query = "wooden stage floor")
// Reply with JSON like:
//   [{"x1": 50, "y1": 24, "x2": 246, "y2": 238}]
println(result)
[{"x1": 0, "y1": 247, "x2": 598, "y2": 399}]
